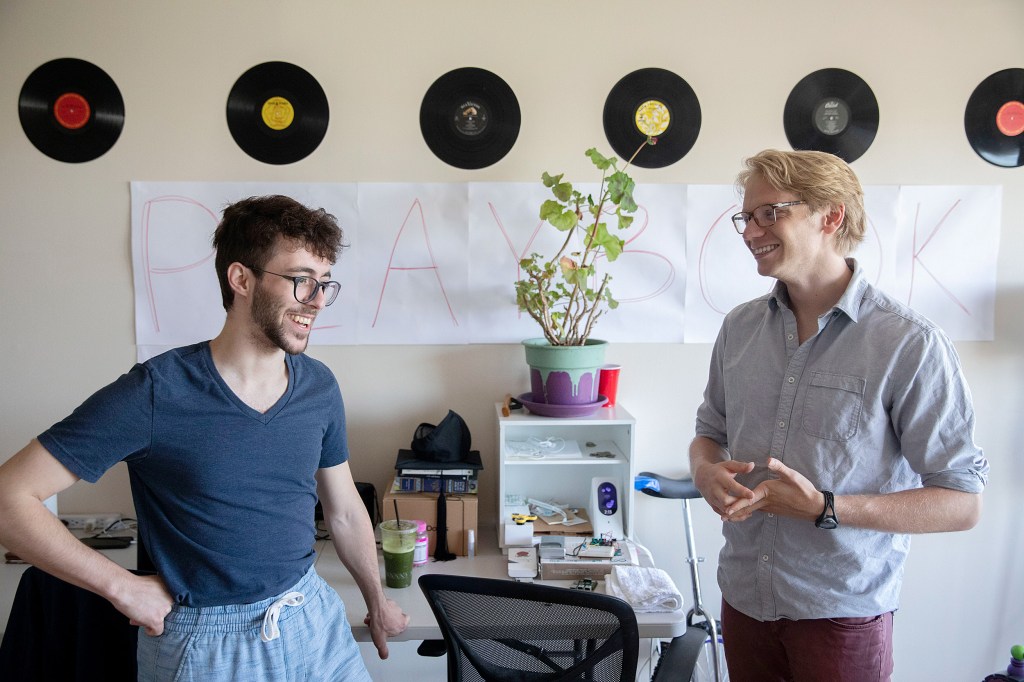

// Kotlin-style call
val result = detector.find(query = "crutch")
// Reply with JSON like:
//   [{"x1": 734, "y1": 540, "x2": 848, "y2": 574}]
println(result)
[{"x1": 636, "y1": 472, "x2": 725, "y2": 682}]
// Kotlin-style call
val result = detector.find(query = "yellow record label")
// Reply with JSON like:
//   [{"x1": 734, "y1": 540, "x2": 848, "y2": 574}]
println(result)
[
  {"x1": 261, "y1": 96, "x2": 295, "y2": 130},
  {"x1": 635, "y1": 100, "x2": 670, "y2": 136}
]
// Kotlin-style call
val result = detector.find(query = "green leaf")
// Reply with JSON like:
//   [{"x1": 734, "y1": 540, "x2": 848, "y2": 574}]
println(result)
[
  {"x1": 540, "y1": 200, "x2": 578, "y2": 230},
  {"x1": 603, "y1": 236, "x2": 624, "y2": 262},
  {"x1": 607, "y1": 171, "x2": 637, "y2": 210},
  {"x1": 552, "y1": 181, "x2": 573, "y2": 203},
  {"x1": 619, "y1": 188, "x2": 638, "y2": 214},
  {"x1": 607, "y1": 171, "x2": 626, "y2": 201},
  {"x1": 589, "y1": 222, "x2": 624, "y2": 261},
  {"x1": 585, "y1": 148, "x2": 614, "y2": 171},
  {"x1": 563, "y1": 265, "x2": 590, "y2": 288},
  {"x1": 617, "y1": 212, "x2": 634, "y2": 231},
  {"x1": 549, "y1": 208, "x2": 579, "y2": 231},
  {"x1": 541, "y1": 172, "x2": 563, "y2": 188},
  {"x1": 539, "y1": 199, "x2": 561, "y2": 220}
]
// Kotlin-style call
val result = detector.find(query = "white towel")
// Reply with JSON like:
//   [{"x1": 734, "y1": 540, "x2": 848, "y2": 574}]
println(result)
[{"x1": 605, "y1": 566, "x2": 683, "y2": 613}]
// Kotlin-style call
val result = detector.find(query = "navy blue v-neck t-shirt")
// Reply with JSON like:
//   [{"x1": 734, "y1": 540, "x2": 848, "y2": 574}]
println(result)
[{"x1": 39, "y1": 342, "x2": 349, "y2": 606}]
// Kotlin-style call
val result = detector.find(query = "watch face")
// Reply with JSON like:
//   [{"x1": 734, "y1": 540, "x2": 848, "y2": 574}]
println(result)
[{"x1": 815, "y1": 516, "x2": 839, "y2": 530}]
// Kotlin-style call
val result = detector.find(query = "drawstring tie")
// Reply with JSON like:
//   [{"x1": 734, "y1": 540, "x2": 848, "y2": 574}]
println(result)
[{"x1": 260, "y1": 591, "x2": 305, "y2": 642}]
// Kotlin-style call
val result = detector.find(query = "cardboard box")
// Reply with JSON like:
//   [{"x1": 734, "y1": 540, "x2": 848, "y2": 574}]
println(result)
[{"x1": 383, "y1": 483, "x2": 478, "y2": 557}]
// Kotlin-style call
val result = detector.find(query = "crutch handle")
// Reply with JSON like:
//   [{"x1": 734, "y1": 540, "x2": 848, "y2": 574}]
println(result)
[{"x1": 635, "y1": 472, "x2": 702, "y2": 500}]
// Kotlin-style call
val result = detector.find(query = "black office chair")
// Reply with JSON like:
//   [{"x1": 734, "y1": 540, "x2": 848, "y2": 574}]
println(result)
[
  {"x1": 0, "y1": 566, "x2": 139, "y2": 681},
  {"x1": 419, "y1": 573, "x2": 640, "y2": 681}
]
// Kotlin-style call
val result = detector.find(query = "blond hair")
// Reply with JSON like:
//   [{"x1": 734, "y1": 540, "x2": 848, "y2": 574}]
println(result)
[{"x1": 737, "y1": 149, "x2": 866, "y2": 255}]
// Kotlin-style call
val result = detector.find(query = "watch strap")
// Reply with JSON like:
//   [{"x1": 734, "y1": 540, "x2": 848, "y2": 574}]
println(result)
[{"x1": 815, "y1": 490, "x2": 839, "y2": 529}]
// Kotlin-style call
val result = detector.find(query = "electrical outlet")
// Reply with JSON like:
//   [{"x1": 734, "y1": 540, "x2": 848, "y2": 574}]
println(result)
[{"x1": 59, "y1": 513, "x2": 122, "y2": 532}]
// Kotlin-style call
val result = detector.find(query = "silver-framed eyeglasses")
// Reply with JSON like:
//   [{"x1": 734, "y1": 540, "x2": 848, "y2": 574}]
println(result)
[
  {"x1": 248, "y1": 266, "x2": 341, "y2": 306},
  {"x1": 731, "y1": 201, "x2": 807, "y2": 234}
]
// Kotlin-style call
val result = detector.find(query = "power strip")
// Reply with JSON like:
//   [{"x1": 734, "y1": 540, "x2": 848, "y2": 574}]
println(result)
[{"x1": 59, "y1": 513, "x2": 122, "y2": 532}]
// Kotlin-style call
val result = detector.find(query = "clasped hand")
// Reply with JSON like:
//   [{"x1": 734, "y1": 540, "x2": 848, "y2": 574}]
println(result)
[{"x1": 694, "y1": 457, "x2": 820, "y2": 523}]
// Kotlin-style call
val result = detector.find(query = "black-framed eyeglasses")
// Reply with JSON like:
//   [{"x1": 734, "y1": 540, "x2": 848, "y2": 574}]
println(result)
[
  {"x1": 731, "y1": 201, "x2": 807, "y2": 234},
  {"x1": 247, "y1": 265, "x2": 341, "y2": 306}
]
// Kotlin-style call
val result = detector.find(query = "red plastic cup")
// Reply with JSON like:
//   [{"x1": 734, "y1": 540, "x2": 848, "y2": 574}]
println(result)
[{"x1": 598, "y1": 364, "x2": 621, "y2": 407}]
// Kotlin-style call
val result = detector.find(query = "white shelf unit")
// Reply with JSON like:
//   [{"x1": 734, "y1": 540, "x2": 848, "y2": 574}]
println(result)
[{"x1": 495, "y1": 403, "x2": 636, "y2": 547}]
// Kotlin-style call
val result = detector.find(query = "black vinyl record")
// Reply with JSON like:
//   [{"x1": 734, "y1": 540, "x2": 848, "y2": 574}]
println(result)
[
  {"x1": 18, "y1": 58, "x2": 125, "y2": 163},
  {"x1": 226, "y1": 61, "x2": 329, "y2": 165},
  {"x1": 964, "y1": 68, "x2": 1024, "y2": 168},
  {"x1": 783, "y1": 68, "x2": 879, "y2": 163},
  {"x1": 602, "y1": 67, "x2": 700, "y2": 169},
  {"x1": 419, "y1": 67, "x2": 520, "y2": 169}
]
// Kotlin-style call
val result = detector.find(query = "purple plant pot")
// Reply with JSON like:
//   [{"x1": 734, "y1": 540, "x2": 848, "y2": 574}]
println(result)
[{"x1": 522, "y1": 338, "x2": 608, "y2": 406}]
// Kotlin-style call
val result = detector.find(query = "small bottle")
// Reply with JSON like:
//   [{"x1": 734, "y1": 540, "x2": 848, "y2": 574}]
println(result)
[
  {"x1": 413, "y1": 520, "x2": 429, "y2": 567},
  {"x1": 467, "y1": 529, "x2": 476, "y2": 557}
]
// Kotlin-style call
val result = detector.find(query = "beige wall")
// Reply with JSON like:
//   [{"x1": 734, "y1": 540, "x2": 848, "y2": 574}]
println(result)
[{"x1": 2, "y1": 1, "x2": 1022, "y2": 679}]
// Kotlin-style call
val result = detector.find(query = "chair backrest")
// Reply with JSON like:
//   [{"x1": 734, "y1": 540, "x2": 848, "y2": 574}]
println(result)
[{"x1": 419, "y1": 573, "x2": 639, "y2": 682}]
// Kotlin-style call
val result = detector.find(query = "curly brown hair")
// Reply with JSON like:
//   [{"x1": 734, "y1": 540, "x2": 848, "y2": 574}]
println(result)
[{"x1": 212, "y1": 195, "x2": 345, "y2": 311}]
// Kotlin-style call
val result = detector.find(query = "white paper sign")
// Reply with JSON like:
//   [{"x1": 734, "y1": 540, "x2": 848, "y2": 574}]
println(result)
[{"x1": 130, "y1": 181, "x2": 1001, "y2": 358}]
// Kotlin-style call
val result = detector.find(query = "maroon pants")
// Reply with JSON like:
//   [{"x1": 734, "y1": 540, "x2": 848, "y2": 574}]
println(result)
[{"x1": 721, "y1": 599, "x2": 894, "y2": 682}]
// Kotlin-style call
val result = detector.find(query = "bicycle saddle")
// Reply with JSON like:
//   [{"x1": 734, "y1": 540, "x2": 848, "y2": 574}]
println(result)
[{"x1": 634, "y1": 471, "x2": 701, "y2": 500}]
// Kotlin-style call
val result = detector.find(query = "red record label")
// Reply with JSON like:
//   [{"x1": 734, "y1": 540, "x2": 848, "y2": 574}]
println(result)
[
  {"x1": 53, "y1": 92, "x2": 91, "y2": 130},
  {"x1": 996, "y1": 101, "x2": 1024, "y2": 137}
]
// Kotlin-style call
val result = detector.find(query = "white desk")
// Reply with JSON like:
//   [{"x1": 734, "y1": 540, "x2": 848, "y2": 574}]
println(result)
[
  {"x1": 3, "y1": 536, "x2": 686, "y2": 643},
  {"x1": 313, "y1": 531, "x2": 688, "y2": 642}
]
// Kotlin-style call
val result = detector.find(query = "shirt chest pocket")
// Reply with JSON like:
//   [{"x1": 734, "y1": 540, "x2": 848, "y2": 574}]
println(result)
[{"x1": 802, "y1": 372, "x2": 866, "y2": 441}]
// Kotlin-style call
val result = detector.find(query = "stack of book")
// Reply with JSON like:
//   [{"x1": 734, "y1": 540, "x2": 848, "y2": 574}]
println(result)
[
  {"x1": 391, "y1": 466, "x2": 479, "y2": 494},
  {"x1": 391, "y1": 446, "x2": 482, "y2": 495}
]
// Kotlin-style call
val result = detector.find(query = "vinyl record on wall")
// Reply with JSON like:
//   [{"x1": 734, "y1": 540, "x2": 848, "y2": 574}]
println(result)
[
  {"x1": 419, "y1": 67, "x2": 520, "y2": 169},
  {"x1": 18, "y1": 57, "x2": 125, "y2": 163},
  {"x1": 226, "y1": 61, "x2": 329, "y2": 165},
  {"x1": 964, "y1": 68, "x2": 1024, "y2": 168},
  {"x1": 783, "y1": 68, "x2": 879, "y2": 163},
  {"x1": 602, "y1": 67, "x2": 701, "y2": 169}
]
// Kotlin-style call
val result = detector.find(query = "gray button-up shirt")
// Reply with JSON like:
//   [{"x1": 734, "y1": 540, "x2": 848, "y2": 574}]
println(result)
[{"x1": 695, "y1": 259, "x2": 988, "y2": 621}]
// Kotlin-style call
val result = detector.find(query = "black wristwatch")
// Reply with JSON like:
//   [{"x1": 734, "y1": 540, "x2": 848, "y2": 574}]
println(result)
[{"x1": 815, "y1": 490, "x2": 839, "y2": 529}]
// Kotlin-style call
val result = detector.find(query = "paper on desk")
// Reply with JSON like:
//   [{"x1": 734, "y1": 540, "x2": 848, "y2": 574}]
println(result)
[
  {"x1": 536, "y1": 507, "x2": 587, "y2": 526},
  {"x1": 506, "y1": 437, "x2": 583, "y2": 459}
]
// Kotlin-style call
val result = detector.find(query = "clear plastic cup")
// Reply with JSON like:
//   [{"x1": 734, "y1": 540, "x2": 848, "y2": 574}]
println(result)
[{"x1": 379, "y1": 520, "x2": 417, "y2": 588}]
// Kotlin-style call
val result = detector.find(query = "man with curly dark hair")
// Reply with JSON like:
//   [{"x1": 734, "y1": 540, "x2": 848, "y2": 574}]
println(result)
[{"x1": 0, "y1": 195, "x2": 407, "y2": 680}]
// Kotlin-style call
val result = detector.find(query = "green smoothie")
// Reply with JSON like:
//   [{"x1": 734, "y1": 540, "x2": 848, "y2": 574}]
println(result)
[
  {"x1": 379, "y1": 520, "x2": 417, "y2": 588},
  {"x1": 382, "y1": 548, "x2": 415, "y2": 588}
]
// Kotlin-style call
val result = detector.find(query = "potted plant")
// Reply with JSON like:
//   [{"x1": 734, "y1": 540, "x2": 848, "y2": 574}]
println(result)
[{"x1": 515, "y1": 138, "x2": 652, "y2": 408}]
